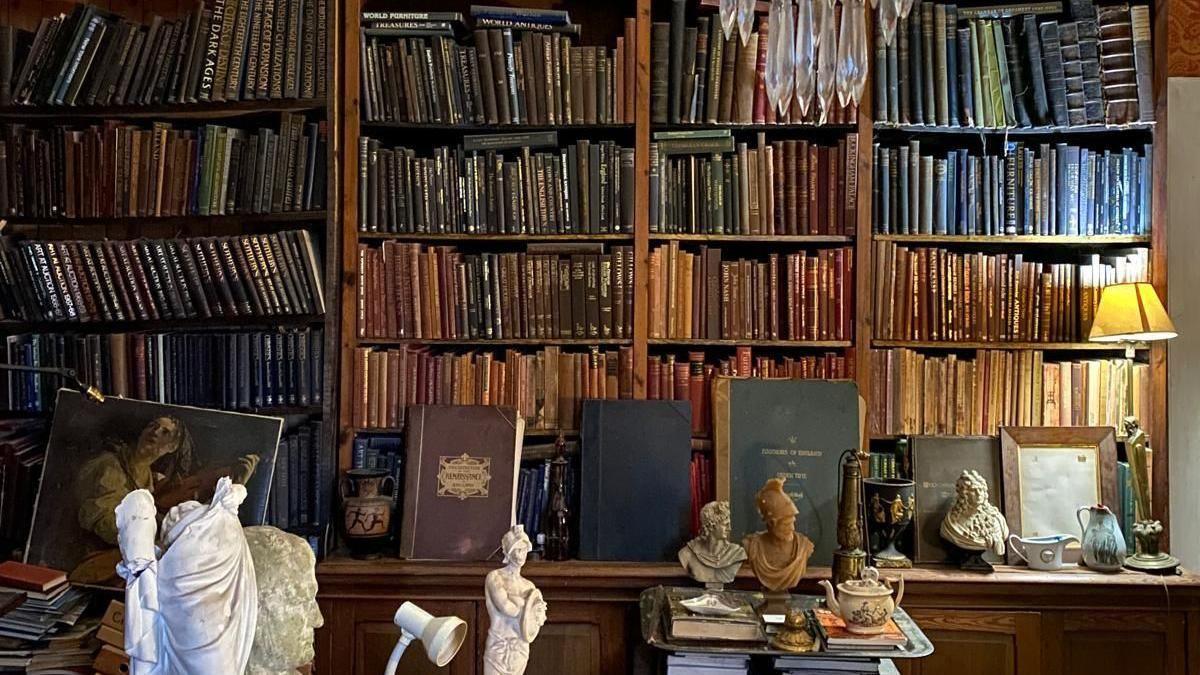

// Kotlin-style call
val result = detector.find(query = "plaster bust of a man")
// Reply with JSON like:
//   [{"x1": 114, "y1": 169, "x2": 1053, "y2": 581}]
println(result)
[
  {"x1": 678, "y1": 501, "x2": 747, "y2": 587},
  {"x1": 940, "y1": 469, "x2": 1009, "y2": 555},
  {"x1": 245, "y1": 526, "x2": 324, "y2": 675}
]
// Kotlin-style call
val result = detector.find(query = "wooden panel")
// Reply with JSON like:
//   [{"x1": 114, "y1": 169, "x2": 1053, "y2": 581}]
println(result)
[
  {"x1": 351, "y1": 600, "x2": 477, "y2": 675},
  {"x1": 477, "y1": 601, "x2": 627, "y2": 675},
  {"x1": 903, "y1": 609, "x2": 1041, "y2": 675},
  {"x1": 1057, "y1": 611, "x2": 1186, "y2": 675}
]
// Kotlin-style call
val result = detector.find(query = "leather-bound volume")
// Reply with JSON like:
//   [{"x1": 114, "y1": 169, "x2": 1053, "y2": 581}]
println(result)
[
  {"x1": 1130, "y1": 5, "x2": 1154, "y2": 122},
  {"x1": 399, "y1": 405, "x2": 524, "y2": 561},
  {"x1": 734, "y1": 31, "x2": 758, "y2": 124},
  {"x1": 1096, "y1": 5, "x2": 1139, "y2": 125},
  {"x1": 712, "y1": 378, "x2": 861, "y2": 566},
  {"x1": 579, "y1": 400, "x2": 692, "y2": 562}
]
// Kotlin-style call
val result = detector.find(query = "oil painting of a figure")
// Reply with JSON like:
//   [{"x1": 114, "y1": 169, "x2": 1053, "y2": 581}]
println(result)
[{"x1": 25, "y1": 390, "x2": 281, "y2": 586}]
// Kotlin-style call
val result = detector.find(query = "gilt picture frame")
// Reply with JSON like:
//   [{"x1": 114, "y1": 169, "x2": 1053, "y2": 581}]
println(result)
[{"x1": 999, "y1": 426, "x2": 1117, "y2": 565}]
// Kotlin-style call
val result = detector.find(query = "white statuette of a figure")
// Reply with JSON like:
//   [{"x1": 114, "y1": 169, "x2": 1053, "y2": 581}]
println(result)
[
  {"x1": 116, "y1": 477, "x2": 258, "y2": 675},
  {"x1": 483, "y1": 525, "x2": 548, "y2": 675}
]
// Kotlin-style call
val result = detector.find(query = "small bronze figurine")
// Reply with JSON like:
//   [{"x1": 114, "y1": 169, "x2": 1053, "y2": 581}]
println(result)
[
  {"x1": 770, "y1": 609, "x2": 817, "y2": 653},
  {"x1": 678, "y1": 501, "x2": 747, "y2": 589},
  {"x1": 541, "y1": 435, "x2": 571, "y2": 561},
  {"x1": 742, "y1": 478, "x2": 814, "y2": 593}
]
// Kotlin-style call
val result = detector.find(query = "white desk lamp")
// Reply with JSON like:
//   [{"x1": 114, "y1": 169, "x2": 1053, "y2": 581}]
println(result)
[{"x1": 383, "y1": 602, "x2": 467, "y2": 675}]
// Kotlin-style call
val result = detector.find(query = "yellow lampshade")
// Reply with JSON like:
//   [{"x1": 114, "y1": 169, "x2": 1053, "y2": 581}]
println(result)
[{"x1": 1088, "y1": 282, "x2": 1178, "y2": 343}]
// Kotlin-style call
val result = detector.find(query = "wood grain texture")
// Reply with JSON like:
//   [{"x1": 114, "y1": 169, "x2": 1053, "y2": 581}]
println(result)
[
  {"x1": 633, "y1": 0, "x2": 651, "y2": 398},
  {"x1": 1152, "y1": 0, "x2": 1171, "y2": 546}
]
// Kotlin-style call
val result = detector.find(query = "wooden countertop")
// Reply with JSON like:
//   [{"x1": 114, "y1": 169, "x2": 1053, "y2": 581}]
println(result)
[{"x1": 317, "y1": 556, "x2": 1200, "y2": 608}]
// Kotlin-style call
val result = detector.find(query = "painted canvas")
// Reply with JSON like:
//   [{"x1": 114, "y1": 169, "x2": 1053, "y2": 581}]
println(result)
[{"x1": 25, "y1": 390, "x2": 281, "y2": 586}]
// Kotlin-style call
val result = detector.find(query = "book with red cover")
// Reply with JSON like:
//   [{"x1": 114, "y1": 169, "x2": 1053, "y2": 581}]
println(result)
[
  {"x1": 399, "y1": 405, "x2": 525, "y2": 560},
  {"x1": 0, "y1": 561, "x2": 66, "y2": 593}
]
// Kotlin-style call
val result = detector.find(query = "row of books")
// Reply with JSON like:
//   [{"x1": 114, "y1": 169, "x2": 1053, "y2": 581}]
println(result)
[
  {"x1": 350, "y1": 345, "x2": 635, "y2": 432},
  {"x1": 360, "y1": 13, "x2": 636, "y2": 125},
  {"x1": 648, "y1": 350, "x2": 851, "y2": 435},
  {"x1": 268, "y1": 421, "x2": 331, "y2": 533},
  {"x1": 0, "y1": 0, "x2": 327, "y2": 108},
  {"x1": 350, "y1": 434, "x2": 403, "y2": 494},
  {"x1": 650, "y1": 132, "x2": 859, "y2": 236},
  {"x1": 869, "y1": 348, "x2": 1151, "y2": 435},
  {"x1": 357, "y1": 243, "x2": 634, "y2": 341},
  {"x1": 649, "y1": 244, "x2": 854, "y2": 341},
  {"x1": 358, "y1": 136, "x2": 634, "y2": 234},
  {"x1": 689, "y1": 451, "x2": 714, "y2": 537},
  {"x1": 0, "y1": 422, "x2": 45, "y2": 551},
  {"x1": 651, "y1": 11, "x2": 858, "y2": 125},
  {"x1": 0, "y1": 231, "x2": 326, "y2": 323},
  {"x1": 872, "y1": 243, "x2": 1149, "y2": 342},
  {"x1": 873, "y1": 141, "x2": 1152, "y2": 237},
  {"x1": 2, "y1": 330, "x2": 324, "y2": 413},
  {"x1": 873, "y1": 1, "x2": 1153, "y2": 128},
  {"x1": 0, "y1": 114, "x2": 327, "y2": 219}
]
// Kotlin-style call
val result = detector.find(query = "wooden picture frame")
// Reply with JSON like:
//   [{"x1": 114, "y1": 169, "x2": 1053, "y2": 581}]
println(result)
[{"x1": 1000, "y1": 427, "x2": 1118, "y2": 565}]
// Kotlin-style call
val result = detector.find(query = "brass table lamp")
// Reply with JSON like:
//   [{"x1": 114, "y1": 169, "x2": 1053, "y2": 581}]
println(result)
[{"x1": 1087, "y1": 282, "x2": 1178, "y2": 574}]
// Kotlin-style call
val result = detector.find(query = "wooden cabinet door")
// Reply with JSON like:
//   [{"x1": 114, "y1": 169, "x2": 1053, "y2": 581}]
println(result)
[
  {"x1": 899, "y1": 609, "x2": 1041, "y2": 675},
  {"x1": 475, "y1": 601, "x2": 627, "y2": 675},
  {"x1": 318, "y1": 599, "x2": 478, "y2": 675},
  {"x1": 1045, "y1": 611, "x2": 1187, "y2": 675}
]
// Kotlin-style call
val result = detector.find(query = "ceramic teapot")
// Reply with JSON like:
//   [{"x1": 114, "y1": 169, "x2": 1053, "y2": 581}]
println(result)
[
  {"x1": 1007, "y1": 534, "x2": 1078, "y2": 571},
  {"x1": 818, "y1": 567, "x2": 904, "y2": 635},
  {"x1": 1077, "y1": 504, "x2": 1126, "y2": 573}
]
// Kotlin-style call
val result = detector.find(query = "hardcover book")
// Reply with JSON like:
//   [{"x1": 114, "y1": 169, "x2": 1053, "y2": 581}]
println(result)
[
  {"x1": 712, "y1": 378, "x2": 862, "y2": 566},
  {"x1": 910, "y1": 436, "x2": 1003, "y2": 563},
  {"x1": 399, "y1": 405, "x2": 525, "y2": 560},
  {"x1": 579, "y1": 400, "x2": 692, "y2": 562}
]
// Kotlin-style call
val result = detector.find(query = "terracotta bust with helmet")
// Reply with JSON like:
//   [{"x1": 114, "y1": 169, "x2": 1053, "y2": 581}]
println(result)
[{"x1": 742, "y1": 477, "x2": 815, "y2": 592}]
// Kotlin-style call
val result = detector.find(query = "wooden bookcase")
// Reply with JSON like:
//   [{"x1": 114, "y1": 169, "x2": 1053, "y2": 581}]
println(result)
[
  {"x1": 1, "y1": 0, "x2": 344, "y2": 545},
  {"x1": 335, "y1": 0, "x2": 1172, "y2": 548}
]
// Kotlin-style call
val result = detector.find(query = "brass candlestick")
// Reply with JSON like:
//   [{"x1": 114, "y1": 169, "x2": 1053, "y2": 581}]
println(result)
[{"x1": 832, "y1": 449, "x2": 867, "y2": 587}]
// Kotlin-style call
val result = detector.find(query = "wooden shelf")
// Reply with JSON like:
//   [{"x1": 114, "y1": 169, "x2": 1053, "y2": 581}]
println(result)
[
  {"x1": 0, "y1": 314, "x2": 325, "y2": 334},
  {"x1": 873, "y1": 339, "x2": 1149, "y2": 351},
  {"x1": 2, "y1": 211, "x2": 327, "y2": 228},
  {"x1": 0, "y1": 99, "x2": 327, "y2": 121},
  {"x1": 874, "y1": 233, "x2": 1151, "y2": 246},
  {"x1": 360, "y1": 121, "x2": 635, "y2": 132},
  {"x1": 874, "y1": 122, "x2": 1156, "y2": 136},
  {"x1": 356, "y1": 338, "x2": 632, "y2": 347},
  {"x1": 648, "y1": 338, "x2": 852, "y2": 348},
  {"x1": 357, "y1": 232, "x2": 633, "y2": 242},
  {"x1": 652, "y1": 122, "x2": 857, "y2": 133},
  {"x1": 649, "y1": 233, "x2": 852, "y2": 243},
  {"x1": 354, "y1": 426, "x2": 577, "y2": 437}
]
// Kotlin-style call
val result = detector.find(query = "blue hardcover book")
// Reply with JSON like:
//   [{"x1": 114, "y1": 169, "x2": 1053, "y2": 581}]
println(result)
[{"x1": 579, "y1": 400, "x2": 692, "y2": 562}]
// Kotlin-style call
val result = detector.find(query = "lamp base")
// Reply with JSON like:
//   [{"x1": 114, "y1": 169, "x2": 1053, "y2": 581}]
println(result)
[{"x1": 1124, "y1": 552, "x2": 1180, "y2": 575}]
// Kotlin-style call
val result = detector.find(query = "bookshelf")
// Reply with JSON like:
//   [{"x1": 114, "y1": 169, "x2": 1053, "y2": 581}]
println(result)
[{"x1": 0, "y1": 0, "x2": 343, "y2": 546}]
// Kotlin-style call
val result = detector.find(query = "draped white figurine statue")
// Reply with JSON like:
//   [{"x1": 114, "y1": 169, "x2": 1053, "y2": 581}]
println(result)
[
  {"x1": 116, "y1": 477, "x2": 258, "y2": 675},
  {"x1": 483, "y1": 525, "x2": 548, "y2": 675}
]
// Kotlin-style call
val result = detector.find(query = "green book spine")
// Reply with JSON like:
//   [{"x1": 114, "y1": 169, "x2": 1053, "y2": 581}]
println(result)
[
  {"x1": 199, "y1": 126, "x2": 216, "y2": 216},
  {"x1": 984, "y1": 21, "x2": 1007, "y2": 126},
  {"x1": 992, "y1": 20, "x2": 1016, "y2": 126},
  {"x1": 970, "y1": 22, "x2": 986, "y2": 128}
]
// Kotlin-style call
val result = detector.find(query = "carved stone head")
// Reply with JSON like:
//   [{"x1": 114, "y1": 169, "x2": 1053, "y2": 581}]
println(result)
[
  {"x1": 699, "y1": 501, "x2": 732, "y2": 542},
  {"x1": 245, "y1": 527, "x2": 324, "y2": 675}
]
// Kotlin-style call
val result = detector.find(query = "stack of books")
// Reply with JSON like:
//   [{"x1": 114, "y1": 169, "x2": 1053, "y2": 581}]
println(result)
[
  {"x1": 775, "y1": 655, "x2": 902, "y2": 674},
  {"x1": 0, "y1": 562, "x2": 89, "y2": 642},
  {"x1": 666, "y1": 652, "x2": 749, "y2": 675},
  {"x1": 812, "y1": 608, "x2": 909, "y2": 654}
]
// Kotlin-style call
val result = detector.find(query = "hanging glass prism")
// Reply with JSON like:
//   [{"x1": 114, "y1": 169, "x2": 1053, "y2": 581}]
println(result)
[
  {"x1": 766, "y1": 0, "x2": 796, "y2": 113},
  {"x1": 816, "y1": 0, "x2": 837, "y2": 123},
  {"x1": 794, "y1": 0, "x2": 816, "y2": 116},
  {"x1": 836, "y1": 0, "x2": 868, "y2": 106},
  {"x1": 879, "y1": 0, "x2": 899, "y2": 46},
  {"x1": 721, "y1": 0, "x2": 739, "y2": 40},
  {"x1": 738, "y1": 0, "x2": 757, "y2": 45}
]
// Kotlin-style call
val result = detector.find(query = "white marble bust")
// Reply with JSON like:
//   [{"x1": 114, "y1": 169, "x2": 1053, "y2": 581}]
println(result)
[
  {"x1": 679, "y1": 501, "x2": 747, "y2": 587},
  {"x1": 245, "y1": 526, "x2": 324, "y2": 675}
]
